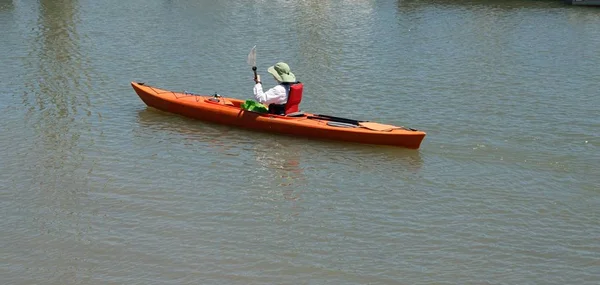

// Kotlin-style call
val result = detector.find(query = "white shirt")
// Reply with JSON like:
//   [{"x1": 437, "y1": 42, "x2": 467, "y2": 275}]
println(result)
[{"x1": 253, "y1": 83, "x2": 290, "y2": 105}]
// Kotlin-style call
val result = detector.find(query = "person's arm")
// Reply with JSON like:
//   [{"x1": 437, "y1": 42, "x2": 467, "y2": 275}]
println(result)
[{"x1": 254, "y1": 84, "x2": 285, "y2": 105}]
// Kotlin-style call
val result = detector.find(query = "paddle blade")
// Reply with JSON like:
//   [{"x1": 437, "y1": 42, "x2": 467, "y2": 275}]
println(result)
[{"x1": 247, "y1": 45, "x2": 256, "y2": 67}]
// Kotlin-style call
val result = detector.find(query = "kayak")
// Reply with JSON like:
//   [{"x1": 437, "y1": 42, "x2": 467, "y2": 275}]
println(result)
[{"x1": 131, "y1": 82, "x2": 426, "y2": 149}]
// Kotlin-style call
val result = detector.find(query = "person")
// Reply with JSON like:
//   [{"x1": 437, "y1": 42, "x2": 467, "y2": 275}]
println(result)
[{"x1": 253, "y1": 62, "x2": 298, "y2": 115}]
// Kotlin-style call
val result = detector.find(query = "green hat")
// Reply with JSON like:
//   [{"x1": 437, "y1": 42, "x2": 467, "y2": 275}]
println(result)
[{"x1": 268, "y1": 62, "x2": 296, "y2": 83}]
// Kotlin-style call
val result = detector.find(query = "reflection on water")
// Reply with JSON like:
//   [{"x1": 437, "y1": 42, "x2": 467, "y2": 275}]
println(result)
[
  {"x1": 135, "y1": 107, "x2": 309, "y2": 222},
  {"x1": 398, "y1": 0, "x2": 565, "y2": 9},
  {"x1": 20, "y1": 0, "x2": 95, "y2": 181},
  {"x1": 248, "y1": 140, "x2": 308, "y2": 223},
  {"x1": 286, "y1": 1, "x2": 378, "y2": 109},
  {"x1": 22, "y1": 0, "x2": 92, "y2": 168},
  {"x1": 135, "y1": 107, "x2": 424, "y2": 173},
  {"x1": 3, "y1": 0, "x2": 598, "y2": 283},
  {"x1": 14, "y1": 0, "x2": 97, "y2": 282},
  {"x1": 134, "y1": 104, "x2": 424, "y2": 213},
  {"x1": 0, "y1": 0, "x2": 13, "y2": 11}
]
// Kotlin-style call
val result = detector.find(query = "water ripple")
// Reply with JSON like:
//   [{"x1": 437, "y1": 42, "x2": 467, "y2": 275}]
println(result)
[{"x1": 1, "y1": 0, "x2": 599, "y2": 284}]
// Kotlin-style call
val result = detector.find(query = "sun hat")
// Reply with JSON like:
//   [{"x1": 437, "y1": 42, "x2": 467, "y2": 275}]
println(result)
[{"x1": 267, "y1": 62, "x2": 296, "y2": 83}]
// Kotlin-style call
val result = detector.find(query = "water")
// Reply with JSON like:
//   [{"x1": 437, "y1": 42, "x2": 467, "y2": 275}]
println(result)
[{"x1": 1, "y1": 0, "x2": 599, "y2": 284}]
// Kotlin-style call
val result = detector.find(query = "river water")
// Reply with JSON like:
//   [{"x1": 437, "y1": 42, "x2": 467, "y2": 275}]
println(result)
[{"x1": 1, "y1": 0, "x2": 599, "y2": 284}]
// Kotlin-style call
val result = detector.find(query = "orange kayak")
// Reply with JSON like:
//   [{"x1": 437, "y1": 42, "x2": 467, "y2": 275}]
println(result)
[{"x1": 131, "y1": 82, "x2": 426, "y2": 149}]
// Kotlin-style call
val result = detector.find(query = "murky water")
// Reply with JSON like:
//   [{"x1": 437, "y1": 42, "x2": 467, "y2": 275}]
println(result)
[{"x1": 1, "y1": 0, "x2": 599, "y2": 284}]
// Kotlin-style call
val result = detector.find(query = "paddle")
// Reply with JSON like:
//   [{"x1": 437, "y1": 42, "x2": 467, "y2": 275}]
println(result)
[
  {"x1": 247, "y1": 45, "x2": 258, "y2": 82},
  {"x1": 307, "y1": 114, "x2": 366, "y2": 125},
  {"x1": 308, "y1": 114, "x2": 418, "y2": 131}
]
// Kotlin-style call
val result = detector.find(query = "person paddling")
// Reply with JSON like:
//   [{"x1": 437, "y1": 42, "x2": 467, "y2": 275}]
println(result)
[{"x1": 253, "y1": 62, "x2": 299, "y2": 115}]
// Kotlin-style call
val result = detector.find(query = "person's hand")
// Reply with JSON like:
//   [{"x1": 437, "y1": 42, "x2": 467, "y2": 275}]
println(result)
[{"x1": 254, "y1": 75, "x2": 261, "y2": 84}]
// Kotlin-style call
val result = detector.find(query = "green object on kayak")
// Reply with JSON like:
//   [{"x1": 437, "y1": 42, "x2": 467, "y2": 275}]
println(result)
[{"x1": 241, "y1": 99, "x2": 268, "y2": 113}]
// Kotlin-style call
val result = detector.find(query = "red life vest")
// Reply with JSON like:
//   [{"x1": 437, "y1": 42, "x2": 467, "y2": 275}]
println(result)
[{"x1": 284, "y1": 82, "x2": 303, "y2": 115}]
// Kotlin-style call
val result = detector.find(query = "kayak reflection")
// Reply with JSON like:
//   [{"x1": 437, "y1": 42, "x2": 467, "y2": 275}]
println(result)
[
  {"x1": 135, "y1": 108, "x2": 308, "y2": 222},
  {"x1": 135, "y1": 107, "x2": 424, "y2": 221},
  {"x1": 135, "y1": 108, "x2": 424, "y2": 173}
]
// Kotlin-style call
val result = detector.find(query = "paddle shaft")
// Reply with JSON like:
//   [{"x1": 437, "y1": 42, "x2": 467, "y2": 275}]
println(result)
[
  {"x1": 308, "y1": 114, "x2": 366, "y2": 125},
  {"x1": 310, "y1": 115, "x2": 418, "y2": 131},
  {"x1": 252, "y1": 66, "x2": 257, "y2": 82}
]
